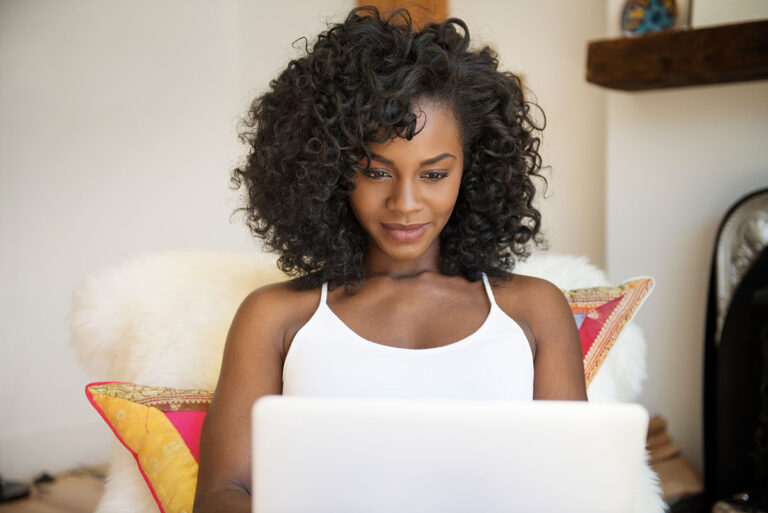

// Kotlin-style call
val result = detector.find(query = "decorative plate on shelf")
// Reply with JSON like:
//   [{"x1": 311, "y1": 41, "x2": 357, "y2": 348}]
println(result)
[{"x1": 622, "y1": 0, "x2": 677, "y2": 36}]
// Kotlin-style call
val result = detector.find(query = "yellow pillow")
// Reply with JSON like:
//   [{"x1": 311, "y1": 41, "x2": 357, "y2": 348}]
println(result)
[{"x1": 86, "y1": 382, "x2": 212, "y2": 513}]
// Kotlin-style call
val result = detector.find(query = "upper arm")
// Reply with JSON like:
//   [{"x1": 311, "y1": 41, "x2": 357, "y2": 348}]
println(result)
[
  {"x1": 525, "y1": 279, "x2": 587, "y2": 401},
  {"x1": 494, "y1": 275, "x2": 587, "y2": 401},
  {"x1": 193, "y1": 284, "x2": 290, "y2": 506}
]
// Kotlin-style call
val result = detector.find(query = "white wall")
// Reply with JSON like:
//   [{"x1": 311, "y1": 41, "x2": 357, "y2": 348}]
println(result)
[
  {"x1": 0, "y1": 0, "x2": 352, "y2": 479},
  {"x1": 1, "y1": 0, "x2": 608, "y2": 478},
  {"x1": 606, "y1": 83, "x2": 768, "y2": 472},
  {"x1": 605, "y1": 0, "x2": 768, "y2": 473}
]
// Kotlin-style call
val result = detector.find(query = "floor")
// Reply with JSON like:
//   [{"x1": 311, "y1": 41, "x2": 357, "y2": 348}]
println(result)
[{"x1": 0, "y1": 465, "x2": 106, "y2": 513}]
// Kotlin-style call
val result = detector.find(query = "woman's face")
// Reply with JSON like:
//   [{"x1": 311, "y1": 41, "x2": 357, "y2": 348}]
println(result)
[{"x1": 349, "y1": 100, "x2": 464, "y2": 265}]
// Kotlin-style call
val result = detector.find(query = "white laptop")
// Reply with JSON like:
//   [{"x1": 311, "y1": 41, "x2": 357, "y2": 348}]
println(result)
[{"x1": 252, "y1": 396, "x2": 648, "y2": 513}]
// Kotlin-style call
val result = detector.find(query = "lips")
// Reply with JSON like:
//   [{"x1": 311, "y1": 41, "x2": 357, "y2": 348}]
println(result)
[{"x1": 381, "y1": 223, "x2": 429, "y2": 243}]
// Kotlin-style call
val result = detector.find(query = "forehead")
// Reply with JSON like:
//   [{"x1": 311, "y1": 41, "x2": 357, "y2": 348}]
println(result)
[{"x1": 368, "y1": 101, "x2": 463, "y2": 164}]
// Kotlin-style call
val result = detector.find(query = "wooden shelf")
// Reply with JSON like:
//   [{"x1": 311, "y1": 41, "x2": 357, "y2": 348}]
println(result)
[{"x1": 586, "y1": 20, "x2": 768, "y2": 91}]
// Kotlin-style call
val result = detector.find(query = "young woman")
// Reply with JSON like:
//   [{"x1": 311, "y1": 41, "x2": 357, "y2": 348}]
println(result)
[{"x1": 193, "y1": 6, "x2": 587, "y2": 512}]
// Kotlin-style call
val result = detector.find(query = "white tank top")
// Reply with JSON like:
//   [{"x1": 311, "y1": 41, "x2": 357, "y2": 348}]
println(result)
[{"x1": 282, "y1": 273, "x2": 534, "y2": 401}]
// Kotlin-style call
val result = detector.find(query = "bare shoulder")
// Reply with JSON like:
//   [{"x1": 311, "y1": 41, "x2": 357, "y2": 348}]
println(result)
[
  {"x1": 239, "y1": 279, "x2": 320, "y2": 321},
  {"x1": 489, "y1": 273, "x2": 569, "y2": 315},
  {"x1": 488, "y1": 273, "x2": 574, "y2": 354},
  {"x1": 233, "y1": 279, "x2": 322, "y2": 358}
]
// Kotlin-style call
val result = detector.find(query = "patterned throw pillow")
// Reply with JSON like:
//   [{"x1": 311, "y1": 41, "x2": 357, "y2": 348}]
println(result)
[
  {"x1": 85, "y1": 277, "x2": 652, "y2": 513},
  {"x1": 566, "y1": 277, "x2": 654, "y2": 387},
  {"x1": 85, "y1": 382, "x2": 212, "y2": 513}
]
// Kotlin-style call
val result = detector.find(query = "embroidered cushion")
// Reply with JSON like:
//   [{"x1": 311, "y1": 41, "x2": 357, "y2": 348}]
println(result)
[
  {"x1": 86, "y1": 382, "x2": 212, "y2": 513},
  {"x1": 570, "y1": 278, "x2": 654, "y2": 387}
]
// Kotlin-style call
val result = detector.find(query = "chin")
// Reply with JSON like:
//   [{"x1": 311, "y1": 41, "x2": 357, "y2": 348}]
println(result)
[
  {"x1": 389, "y1": 246, "x2": 431, "y2": 261},
  {"x1": 374, "y1": 233, "x2": 438, "y2": 262}
]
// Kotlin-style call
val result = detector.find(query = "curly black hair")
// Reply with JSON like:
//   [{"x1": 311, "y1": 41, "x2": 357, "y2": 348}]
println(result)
[{"x1": 232, "y1": 6, "x2": 546, "y2": 292}]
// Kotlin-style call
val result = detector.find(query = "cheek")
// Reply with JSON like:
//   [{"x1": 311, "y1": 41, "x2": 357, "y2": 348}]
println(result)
[
  {"x1": 428, "y1": 180, "x2": 462, "y2": 214},
  {"x1": 348, "y1": 186, "x2": 377, "y2": 223}
]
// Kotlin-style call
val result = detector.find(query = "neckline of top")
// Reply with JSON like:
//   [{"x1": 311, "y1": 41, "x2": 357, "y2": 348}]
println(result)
[{"x1": 320, "y1": 273, "x2": 502, "y2": 353}]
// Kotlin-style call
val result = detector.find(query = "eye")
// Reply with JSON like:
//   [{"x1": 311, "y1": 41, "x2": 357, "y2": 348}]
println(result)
[
  {"x1": 422, "y1": 171, "x2": 448, "y2": 181},
  {"x1": 361, "y1": 168, "x2": 390, "y2": 179}
]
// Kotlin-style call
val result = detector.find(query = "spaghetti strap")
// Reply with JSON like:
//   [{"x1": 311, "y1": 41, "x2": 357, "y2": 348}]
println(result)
[
  {"x1": 481, "y1": 272, "x2": 497, "y2": 307},
  {"x1": 320, "y1": 282, "x2": 328, "y2": 305}
]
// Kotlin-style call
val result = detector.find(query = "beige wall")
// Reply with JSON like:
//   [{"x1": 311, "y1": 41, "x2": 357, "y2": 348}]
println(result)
[
  {"x1": 605, "y1": 0, "x2": 768, "y2": 471},
  {"x1": 1, "y1": 0, "x2": 608, "y2": 478}
]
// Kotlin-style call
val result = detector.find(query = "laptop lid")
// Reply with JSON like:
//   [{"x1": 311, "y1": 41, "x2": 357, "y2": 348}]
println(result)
[{"x1": 252, "y1": 396, "x2": 648, "y2": 513}]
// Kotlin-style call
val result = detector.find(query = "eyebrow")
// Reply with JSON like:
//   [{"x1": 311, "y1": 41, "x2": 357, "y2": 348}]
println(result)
[{"x1": 370, "y1": 152, "x2": 457, "y2": 167}]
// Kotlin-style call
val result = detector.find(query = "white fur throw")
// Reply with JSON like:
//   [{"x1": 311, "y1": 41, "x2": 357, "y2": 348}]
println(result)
[{"x1": 69, "y1": 250, "x2": 665, "y2": 513}]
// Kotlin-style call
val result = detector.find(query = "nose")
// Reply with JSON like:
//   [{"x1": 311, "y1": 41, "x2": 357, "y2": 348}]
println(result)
[{"x1": 386, "y1": 177, "x2": 422, "y2": 215}]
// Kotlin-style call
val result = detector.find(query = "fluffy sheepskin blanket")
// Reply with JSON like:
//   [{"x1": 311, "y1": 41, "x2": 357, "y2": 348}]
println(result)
[{"x1": 69, "y1": 250, "x2": 665, "y2": 513}]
